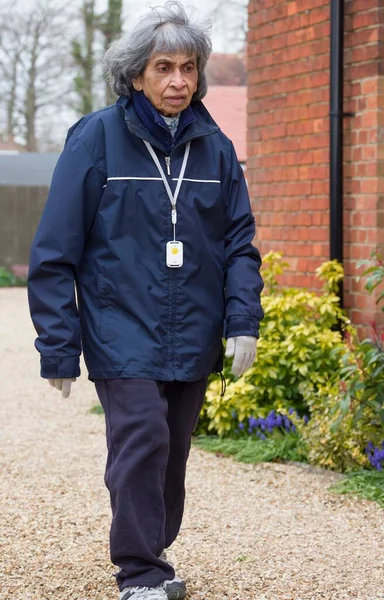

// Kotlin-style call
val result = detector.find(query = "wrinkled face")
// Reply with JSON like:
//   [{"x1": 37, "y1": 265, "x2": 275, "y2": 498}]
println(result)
[{"x1": 132, "y1": 52, "x2": 198, "y2": 116}]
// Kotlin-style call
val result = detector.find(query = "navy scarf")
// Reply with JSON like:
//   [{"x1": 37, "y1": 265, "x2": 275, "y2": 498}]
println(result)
[{"x1": 131, "y1": 90, "x2": 196, "y2": 154}]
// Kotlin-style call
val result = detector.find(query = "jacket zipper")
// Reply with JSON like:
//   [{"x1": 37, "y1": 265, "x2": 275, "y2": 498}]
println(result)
[{"x1": 164, "y1": 154, "x2": 175, "y2": 370}]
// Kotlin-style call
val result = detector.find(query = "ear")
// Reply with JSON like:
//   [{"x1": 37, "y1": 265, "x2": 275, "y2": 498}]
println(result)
[{"x1": 132, "y1": 77, "x2": 143, "y2": 91}]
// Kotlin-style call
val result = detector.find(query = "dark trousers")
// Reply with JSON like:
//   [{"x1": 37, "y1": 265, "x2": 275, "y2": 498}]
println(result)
[{"x1": 95, "y1": 378, "x2": 207, "y2": 590}]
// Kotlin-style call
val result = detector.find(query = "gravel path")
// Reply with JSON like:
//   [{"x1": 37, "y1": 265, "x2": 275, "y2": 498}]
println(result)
[{"x1": 1, "y1": 288, "x2": 384, "y2": 600}]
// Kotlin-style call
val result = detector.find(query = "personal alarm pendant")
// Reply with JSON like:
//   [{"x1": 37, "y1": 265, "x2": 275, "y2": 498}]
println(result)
[{"x1": 143, "y1": 140, "x2": 191, "y2": 268}]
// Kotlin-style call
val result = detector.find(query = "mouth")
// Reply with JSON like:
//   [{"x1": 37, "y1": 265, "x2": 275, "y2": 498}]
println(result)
[{"x1": 165, "y1": 96, "x2": 187, "y2": 105}]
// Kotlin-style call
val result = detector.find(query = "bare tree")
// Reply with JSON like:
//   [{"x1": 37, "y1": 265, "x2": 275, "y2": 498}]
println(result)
[
  {"x1": 0, "y1": 0, "x2": 75, "y2": 151},
  {"x1": 0, "y1": 12, "x2": 24, "y2": 142},
  {"x1": 209, "y1": 0, "x2": 247, "y2": 53},
  {"x1": 72, "y1": 0, "x2": 97, "y2": 115},
  {"x1": 99, "y1": 0, "x2": 123, "y2": 105},
  {"x1": 71, "y1": 0, "x2": 123, "y2": 115}
]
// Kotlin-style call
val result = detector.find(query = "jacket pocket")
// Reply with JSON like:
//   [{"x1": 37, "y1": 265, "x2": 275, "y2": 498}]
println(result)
[
  {"x1": 212, "y1": 342, "x2": 224, "y2": 373},
  {"x1": 98, "y1": 274, "x2": 113, "y2": 344}
]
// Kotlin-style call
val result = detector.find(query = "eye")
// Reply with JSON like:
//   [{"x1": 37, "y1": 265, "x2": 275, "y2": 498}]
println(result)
[
  {"x1": 157, "y1": 64, "x2": 169, "y2": 72},
  {"x1": 184, "y1": 64, "x2": 195, "y2": 73}
]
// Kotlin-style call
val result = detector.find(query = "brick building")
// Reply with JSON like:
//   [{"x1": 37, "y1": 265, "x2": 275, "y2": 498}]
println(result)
[{"x1": 247, "y1": 0, "x2": 384, "y2": 327}]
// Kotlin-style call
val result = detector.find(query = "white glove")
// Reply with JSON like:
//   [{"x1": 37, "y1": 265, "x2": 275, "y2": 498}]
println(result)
[
  {"x1": 225, "y1": 336, "x2": 257, "y2": 378},
  {"x1": 48, "y1": 378, "x2": 77, "y2": 398}
]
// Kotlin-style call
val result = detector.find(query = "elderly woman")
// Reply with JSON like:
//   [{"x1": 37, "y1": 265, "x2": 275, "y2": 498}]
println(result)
[{"x1": 28, "y1": 2, "x2": 263, "y2": 599}]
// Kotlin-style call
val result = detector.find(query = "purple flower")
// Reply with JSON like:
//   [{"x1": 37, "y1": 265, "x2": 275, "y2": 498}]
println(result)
[
  {"x1": 365, "y1": 441, "x2": 384, "y2": 471},
  {"x1": 238, "y1": 409, "x2": 299, "y2": 440},
  {"x1": 248, "y1": 417, "x2": 258, "y2": 428}
]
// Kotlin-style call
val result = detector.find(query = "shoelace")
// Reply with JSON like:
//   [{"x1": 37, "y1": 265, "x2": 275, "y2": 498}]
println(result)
[{"x1": 121, "y1": 585, "x2": 167, "y2": 600}]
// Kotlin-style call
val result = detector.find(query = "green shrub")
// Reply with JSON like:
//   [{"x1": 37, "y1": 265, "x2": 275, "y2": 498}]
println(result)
[
  {"x1": 0, "y1": 267, "x2": 18, "y2": 286},
  {"x1": 290, "y1": 381, "x2": 381, "y2": 472},
  {"x1": 0, "y1": 266, "x2": 27, "y2": 287},
  {"x1": 336, "y1": 329, "x2": 384, "y2": 428},
  {"x1": 199, "y1": 253, "x2": 347, "y2": 437},
  {"x1": 333, "y1": 251, "x2": 384, "y2": 429},
  {"x1": 197, "y1": 251, "x2": 384, "y2": 474},
  {"x1": 290, "y1": 252, "x2": 384, "y2": 472}
]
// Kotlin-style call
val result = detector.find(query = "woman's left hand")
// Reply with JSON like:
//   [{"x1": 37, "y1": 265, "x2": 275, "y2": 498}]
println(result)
[{"x1": 225, "y1": 336, "x2": 257, "y2": 378}]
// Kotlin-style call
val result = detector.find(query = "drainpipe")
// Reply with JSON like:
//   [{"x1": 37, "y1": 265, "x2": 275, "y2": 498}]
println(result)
[{"x1": 329, "y1": 0, "x2": 345, "y2": 306}]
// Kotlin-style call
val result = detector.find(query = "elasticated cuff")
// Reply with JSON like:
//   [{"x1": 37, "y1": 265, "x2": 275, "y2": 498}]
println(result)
[
  {"x1": 40, "y1": 355, "x2": 81, "y2": 379},
  {"x1": 224, "y1": 315, "x2": 260, "y2": 340}
]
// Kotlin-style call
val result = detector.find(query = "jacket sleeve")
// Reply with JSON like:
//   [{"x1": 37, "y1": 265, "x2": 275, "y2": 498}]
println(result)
[
  {"x1": 28, "y1": 130, "x2": 105, "y2": 379},
  {"x1": 223, "y1": 142, "x2": 264, "y2": 339}
]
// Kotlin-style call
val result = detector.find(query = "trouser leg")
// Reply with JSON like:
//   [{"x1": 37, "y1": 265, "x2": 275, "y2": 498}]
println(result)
[
  {"x1": 163, "y1": 379, "x2": 208, "y2": 549},
  {"x1": 95, "y1": 378, "x2": 175, "y2": 590}
]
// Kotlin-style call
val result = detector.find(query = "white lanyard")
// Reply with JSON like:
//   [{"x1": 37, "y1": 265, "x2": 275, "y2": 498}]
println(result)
[{"x1": 143, "y1": 140, "x2": 191, "y2": 241}]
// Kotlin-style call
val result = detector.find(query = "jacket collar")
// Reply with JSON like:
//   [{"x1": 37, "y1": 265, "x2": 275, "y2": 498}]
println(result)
[{"x1": 116, "y1": 94, "x2": 220, "y2": 155}]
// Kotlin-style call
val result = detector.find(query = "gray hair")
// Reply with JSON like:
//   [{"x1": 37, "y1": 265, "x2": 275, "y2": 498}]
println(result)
[{"x1": 103, "y1": 1, "x2": 212, "y2": 101}]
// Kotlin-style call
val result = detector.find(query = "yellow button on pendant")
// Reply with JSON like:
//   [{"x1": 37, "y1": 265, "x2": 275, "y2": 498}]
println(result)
[{"x1": 172, "y1": 247, "x2": 179, "y2": 255}]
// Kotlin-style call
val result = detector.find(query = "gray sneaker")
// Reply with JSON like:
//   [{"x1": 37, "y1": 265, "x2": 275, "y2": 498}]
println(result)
[
  {"x1": 159, "y1": 551, "x2": 187, "y2": 600},
  {"x1": 120, "y1": 584, "x2": 168, "y2": 600}
]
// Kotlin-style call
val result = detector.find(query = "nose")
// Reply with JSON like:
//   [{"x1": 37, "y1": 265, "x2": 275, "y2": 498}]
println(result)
[{"x1": 171, "y1": 69, "x2": 186, "y2": 89}]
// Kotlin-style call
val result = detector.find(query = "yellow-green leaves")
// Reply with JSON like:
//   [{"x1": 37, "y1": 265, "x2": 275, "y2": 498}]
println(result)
[{"x1": 316, "y1": 259, "x2": 344, "y2": 293}]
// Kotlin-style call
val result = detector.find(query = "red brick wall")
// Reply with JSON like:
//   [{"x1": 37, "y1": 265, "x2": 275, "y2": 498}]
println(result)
[
  {"x1": 343, "y1": 0, "x2": 384, "y2": 325},
  {"x1": 247, "y1": 0, "x2": 384, "y2": 327}
]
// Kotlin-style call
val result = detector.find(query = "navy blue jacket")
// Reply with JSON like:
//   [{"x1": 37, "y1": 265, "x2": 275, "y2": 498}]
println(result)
[{"x1": 28, "y1": 96, "x2": 264, "y2": 381}]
